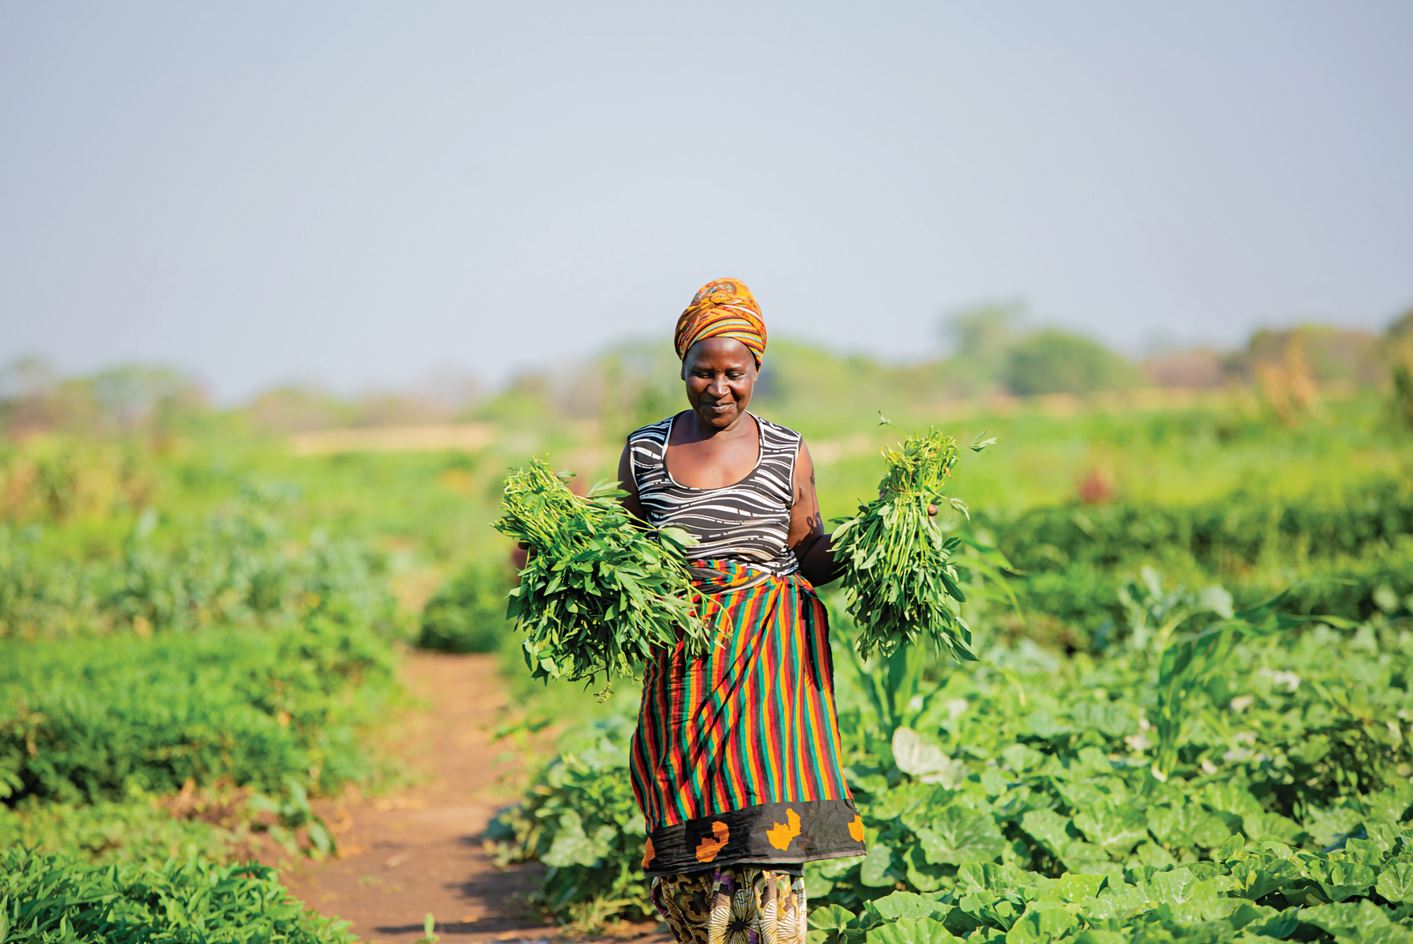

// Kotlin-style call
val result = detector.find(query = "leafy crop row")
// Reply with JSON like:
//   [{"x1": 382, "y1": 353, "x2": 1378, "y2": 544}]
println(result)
[
  {"x1": 993, "y1": 474, "x2": 1413, "y2": 575},
  {"x1": 1, "y1": 848, "x2": 355, "y2": 943},
  {"x1": 0, "y1": 496, "x2": 401, "y2": 641},
  {"x1": 490, "y1": 603, "x2": 1413, "y2": 940},
  {"x1": 0, "y1": 614, "x2": 397, "y2": 809},
  {"x1": 0, "y1": 451, "x2": 415, "y2": 937},
  {"x1": 977, "y1": 474, "x2": 1413, "y2": 649},
  {"x1": 1012, "y1": 539, "x2": 1413, "y2": 651}
]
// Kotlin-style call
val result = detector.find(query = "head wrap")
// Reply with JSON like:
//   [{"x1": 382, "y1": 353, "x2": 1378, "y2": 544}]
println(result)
[{"x1": 673, "y1": 278, "x2": 767, "y2": 365}]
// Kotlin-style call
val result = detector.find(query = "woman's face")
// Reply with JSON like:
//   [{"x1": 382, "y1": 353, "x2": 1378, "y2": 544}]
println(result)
[{"x1": 681, "y1": 337, "x2": 759, "y2": 431}]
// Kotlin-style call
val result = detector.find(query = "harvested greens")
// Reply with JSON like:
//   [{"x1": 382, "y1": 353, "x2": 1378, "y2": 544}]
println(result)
[
  {"x1": 494, "y1": 460, "x2": 710, "y2": 686},
  {"x1": 832, "y1": 429, "x2": 988, "y2": 661}
]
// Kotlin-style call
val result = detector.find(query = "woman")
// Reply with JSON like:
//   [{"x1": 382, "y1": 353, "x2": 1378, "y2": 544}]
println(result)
[{"x1": 616, "y1": 278, "x2": 865, "y2": 944}]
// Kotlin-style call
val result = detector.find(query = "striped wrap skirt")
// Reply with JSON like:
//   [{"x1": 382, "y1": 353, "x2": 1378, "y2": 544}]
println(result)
[{"x1": 631, "y1": 559, "x2": 866, "y2": 884}]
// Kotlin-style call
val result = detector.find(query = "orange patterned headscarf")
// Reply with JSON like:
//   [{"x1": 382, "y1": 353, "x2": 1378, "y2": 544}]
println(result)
[{"x1": 673, "y1": 278, "x2": 767, "y2": 365}]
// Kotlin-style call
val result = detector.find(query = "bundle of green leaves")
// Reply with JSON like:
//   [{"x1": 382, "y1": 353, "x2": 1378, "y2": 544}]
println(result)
[
  {"x1": 832, "y1": 430, "x2": 985, "y2": 661},
  {"x1": 494, "y1": 460, "x2": 710, "y2": 687}
]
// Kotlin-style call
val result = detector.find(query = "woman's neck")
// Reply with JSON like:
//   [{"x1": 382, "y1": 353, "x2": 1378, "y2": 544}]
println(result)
[{"x1": 681, "y1": 409, "x2": 753, "y2": 441}]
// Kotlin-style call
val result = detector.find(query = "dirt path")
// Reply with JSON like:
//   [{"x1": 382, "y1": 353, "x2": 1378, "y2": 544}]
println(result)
[{"x1": 279, "y1": 651, "x2": 664, "y2": 944}]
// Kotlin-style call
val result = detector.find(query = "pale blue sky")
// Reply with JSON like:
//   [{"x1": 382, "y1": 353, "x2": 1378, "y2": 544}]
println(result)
[{"x1": 2, "y1": 1, "x2": 1411, "y2": 402}]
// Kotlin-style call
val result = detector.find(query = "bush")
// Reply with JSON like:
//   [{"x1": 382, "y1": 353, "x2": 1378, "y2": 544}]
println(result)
[
  {"x1": 486, "y1": 714, "x2": 648, "y2": 927},
  {"x1": 1002, "y1": 330, "x2": 1141, "y2": 396},
  {"x1": 417, "y1": 558, "x2": 514, "y2": 653}
]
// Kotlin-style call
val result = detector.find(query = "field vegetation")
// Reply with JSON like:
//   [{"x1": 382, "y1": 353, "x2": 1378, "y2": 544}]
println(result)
[{"x1": 2, "y1": 313, "x2": 1410, "y2": 941}]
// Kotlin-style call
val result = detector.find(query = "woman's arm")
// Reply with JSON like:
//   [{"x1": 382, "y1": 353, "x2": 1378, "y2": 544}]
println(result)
[
  {"x1": 616, "y1": 441, "x2": 648, "y2": 523},
  {"x1": 788, "y1": 440, "x2": 842, "y2": 587}
]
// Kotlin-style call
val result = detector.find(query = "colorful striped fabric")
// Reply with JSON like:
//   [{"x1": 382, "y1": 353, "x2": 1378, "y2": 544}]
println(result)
[{"x1": 631, "y1": 559, "x2": 866, "y2": 875}]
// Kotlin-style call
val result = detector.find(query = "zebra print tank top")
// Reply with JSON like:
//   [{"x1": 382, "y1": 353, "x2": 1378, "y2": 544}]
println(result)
[{"x1": 627, "y1": 412, "x2": 802, "y2": 576}]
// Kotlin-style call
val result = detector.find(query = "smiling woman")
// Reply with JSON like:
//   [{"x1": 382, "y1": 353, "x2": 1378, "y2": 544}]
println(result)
[{"x1": 614, "y1": 279, "x2": 865, "y2": 944}]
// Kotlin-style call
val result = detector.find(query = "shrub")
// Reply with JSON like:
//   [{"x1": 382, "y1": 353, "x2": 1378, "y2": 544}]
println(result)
[{"x1": 417, "y1": 558, "x2": 513, "y2": 653}]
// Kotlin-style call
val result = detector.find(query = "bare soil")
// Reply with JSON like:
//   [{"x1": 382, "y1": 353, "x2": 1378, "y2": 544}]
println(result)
[{"x1": 276, "y1": 651, "x2": 667, "y2": 944}]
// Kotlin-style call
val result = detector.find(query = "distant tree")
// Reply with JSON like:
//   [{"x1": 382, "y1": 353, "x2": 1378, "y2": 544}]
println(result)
[
  {"x1": 941, "y1": 302, "x2": 1022, "y2": 371},
  {"x1": 1, "y1": 358, "x2": 207, "y2": 436},
  {"x1": 88, "y1": 365, "x2": 209, "y2": 432},
  {"x1": 475, "y1": 370, "x2": 557, "y2": 424},
  {"x1": 934, "y1": 302, "x2": 1027, "y2": 397},
  {"x1": 1387, "y1": 306, "x2": 1413, "y2": 341},
  {"x1": 246, "y1": 385, "x2": 352, "y2": 433},
  {"x1": 581, "y1": 341, "x2": 682, "y2": 429},
  {"x1": 1246, "y1": 325, "x2": 1380, "y2": 386},
  {"x1": 419, "y1": 367, "x2": 483, "y2": 418},
  {"x1": 1385, "y1": 307, "x2": 1413, "y2": 428},
  {"x1": 351, "y1": 391, "x2": 450, "y2": 427},
  {"x1": 1002, "y1": 330, "x2": 1141, "y2": 396},
  {"x1": 0, "y1": 355, "x2": 59, "y2": 399},
  {"x1": 0, "y1": 356, "x2": 62, "y2": 434},
  {"x1": 1142, "y1": 347, "x2": 1232, "y2": 389}
]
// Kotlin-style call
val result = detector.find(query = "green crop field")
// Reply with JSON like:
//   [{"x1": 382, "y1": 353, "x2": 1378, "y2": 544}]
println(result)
[
  {"x1": 2, "y1": 369, "x2": 1411, "y2": 941},
  {"x1": 484, "y1": 387, "x2": 1413, "y2": 941}
]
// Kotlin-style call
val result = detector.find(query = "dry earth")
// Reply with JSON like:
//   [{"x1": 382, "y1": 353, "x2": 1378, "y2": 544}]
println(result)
[{"x1": 277, "y1": 651, "x2": 668, "y2": 944}]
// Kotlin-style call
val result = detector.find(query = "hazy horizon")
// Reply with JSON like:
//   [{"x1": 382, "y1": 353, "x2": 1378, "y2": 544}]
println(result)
[{"x1": 4, "y1": 2, "x2": 1411, "y2": 404}]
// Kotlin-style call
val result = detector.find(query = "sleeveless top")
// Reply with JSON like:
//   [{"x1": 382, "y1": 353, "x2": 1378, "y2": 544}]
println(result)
[
  {"x1": 625, "y1": 412, "x2": 866, "y2": 876},
  {"x1": 626, "y1": 412, "x2": 801, "y2": 576}
]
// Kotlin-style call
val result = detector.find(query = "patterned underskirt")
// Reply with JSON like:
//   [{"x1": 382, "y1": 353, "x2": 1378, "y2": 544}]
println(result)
[{"x1": 651, "y1": 866, "x2": 807, "y2": 944}]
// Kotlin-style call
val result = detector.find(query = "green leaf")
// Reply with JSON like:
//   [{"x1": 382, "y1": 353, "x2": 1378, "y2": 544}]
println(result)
[
  {"x1": 1005, "y1": 902, "x2": 1078, "y2": 944},
  {"x1": 915, "y1": 807, "x2": 1007, "y2": 866},
  {"x1": 1375, "y1": 861, "x2": 1413, "y2": 904},
  {"x1": 542, "y1": 812, "x2": 606, "y2": 867},
  {"x1": 1300, "y1": 901, "x2": 1406, "y2": 941},
  {"x1": 891, "y1": 727, "x2": 967, "y2": 787},
  {"x1": 1073, "y1": 804, "x2": 1149, "y2": 857},
  {"x1": 865, "y1": 917, "x2": 961, "y2": 944},
  {"x1": 860, "y1": 844, "x2": 898, "y2": 887},
  {"x1": 1021, "y1": 810, "x2": 1110, "y2": 871},
  {"x1": 863, "y1": 891, "x2": 952, "y2": 922},
  {"x1": 306, "y1": 819, "x2": 335, "y2": 857},
  {"x1": 809, "y1": 904, "x2": 857, "y2": 933}
]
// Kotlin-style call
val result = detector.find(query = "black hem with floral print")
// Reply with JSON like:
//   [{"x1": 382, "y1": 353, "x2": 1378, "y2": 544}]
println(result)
[{"x1": 641, "y1": 797, "x2": 866, "y2": 877}]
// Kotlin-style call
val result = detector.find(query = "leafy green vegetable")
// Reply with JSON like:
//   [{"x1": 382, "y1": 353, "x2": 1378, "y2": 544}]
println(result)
[
  {"x1": 0, "y1": 848, "x2": 355, "y2": 943},
  {"x1": 495, "y1": 582, "x2": 1413, "y2": 937},
  {"x1": 832, "y1": 429, "x2": 987, "y2": 661},
  {"x1": 495, "y1": 460, "x2": 711, "y2": 687}
]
